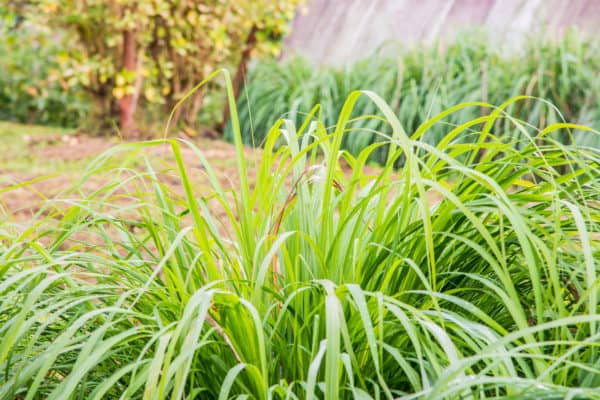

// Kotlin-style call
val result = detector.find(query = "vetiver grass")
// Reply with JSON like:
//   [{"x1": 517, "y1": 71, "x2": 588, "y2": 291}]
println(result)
[{"x1": 1, "y1": 71, "x2": 600, "y2": 398}]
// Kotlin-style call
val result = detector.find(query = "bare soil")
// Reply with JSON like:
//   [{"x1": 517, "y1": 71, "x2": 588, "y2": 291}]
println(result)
[
  {"x1": 0, "y1": 133, "x2": 261, "y2": 223},
  {"x1": 0, "y1": 130, "x2": 439, "y2": 232}
]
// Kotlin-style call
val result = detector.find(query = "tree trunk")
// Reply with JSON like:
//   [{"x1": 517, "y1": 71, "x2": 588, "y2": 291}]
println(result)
[
  {"x1": 220, "y1": 25, "x2": 258, "y2": 132},
  {"x1": 185, "y1": 90, "x2": 205, "y2": 127},
  {"x1": 119, "y1": 29, "x2": 138, "y2": 138}
]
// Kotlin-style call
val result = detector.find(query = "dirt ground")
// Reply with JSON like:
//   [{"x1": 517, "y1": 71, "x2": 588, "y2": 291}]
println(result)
[
  {"x1": 0, "y1": 123, "x2": 447, "y2": 255},
  {"x1": 0, "y1": 123, "x2": 438, "y2": 232},
  {"x1": 0, "y1": 129, "x2": 262, "y2": 223}
]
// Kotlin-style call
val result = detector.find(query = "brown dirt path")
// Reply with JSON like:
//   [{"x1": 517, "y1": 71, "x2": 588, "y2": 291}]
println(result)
[{"x1": 0, "y1": 132, "x2": 261, "y2": 222}]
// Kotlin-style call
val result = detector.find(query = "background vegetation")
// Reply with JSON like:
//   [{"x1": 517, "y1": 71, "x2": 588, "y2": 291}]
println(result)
[
  {"x1": 0, "y1": 10, "x2": 88, "y2": 127},
  {"x1": 3, "y1": 3, "x2": 599, "y2": 157},
  {"x1": 1, "y1": 1, "x2": 303, "y2": 135},
  {"x1": 231, "y1": 31, "x2": 600, "y2": 163}
]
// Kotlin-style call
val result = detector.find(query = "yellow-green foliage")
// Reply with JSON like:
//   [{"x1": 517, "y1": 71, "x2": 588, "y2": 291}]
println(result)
[
  {"x1": 22, "y1": 0, "x2": 302, "y2": 123},
  {"x1": 0, "y1": 8, "x2": 88, "y2": 126}
]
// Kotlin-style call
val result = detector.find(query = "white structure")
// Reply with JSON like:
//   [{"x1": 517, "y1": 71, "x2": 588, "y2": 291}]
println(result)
[{"x1": 284, "y1": 0, "x2": 600, "y2": 64}]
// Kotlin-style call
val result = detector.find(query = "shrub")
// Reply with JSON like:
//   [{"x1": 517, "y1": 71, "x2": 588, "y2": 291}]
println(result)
[
  {"x1": 1, "y1": 79, "x2": 600, "y2": 397},
  {"x1": 0, "y1": 12, "x2": 89, "y2": 127},
  {"x1": 24, "y1": 0, "x2": 303, "y2": 135}
]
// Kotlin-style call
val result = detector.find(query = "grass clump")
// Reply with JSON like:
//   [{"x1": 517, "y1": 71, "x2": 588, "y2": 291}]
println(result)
[
  {"x1": 1, "y1": 76, "x2": 600, "y2": 398},
  {"x1": 231, "y1": 31, "x2": 600, "y2": 161}
]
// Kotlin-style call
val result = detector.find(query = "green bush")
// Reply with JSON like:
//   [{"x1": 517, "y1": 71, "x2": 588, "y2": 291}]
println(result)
[
  {"x1": 2, "y1": 74, "x2": 600, "y2": 397},
  {"x1": 231, "y1": 31, "x2": 600, "y2": 162},
  {"x1": 0, "y1": 12, "x2": 89, "y2": 127}
]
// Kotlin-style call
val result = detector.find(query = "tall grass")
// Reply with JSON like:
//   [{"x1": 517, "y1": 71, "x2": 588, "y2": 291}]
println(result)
[
  {"x1": 1, "y1": 73, "x2": 600, "y2": 398},
  {"x1": 231, "y1": 31, "x2": 600, "y2": 162}
]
